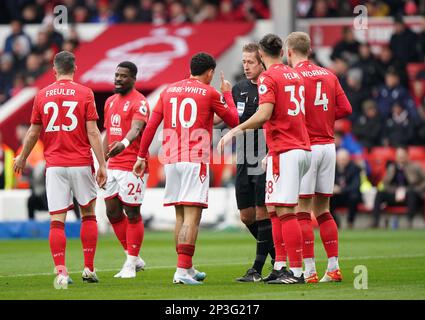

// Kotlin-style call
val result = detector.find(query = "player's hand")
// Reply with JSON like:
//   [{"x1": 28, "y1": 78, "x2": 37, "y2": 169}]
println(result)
[
  {"x1": 96, "y1": 165, "x2": 107, "y2": 189},
  {"x1": 133, "y1": 159, "x2": 146, "y2": 178},
  {"x1": 217, "y1": 128, "x2": 240, "y2": 154},
  {"x1": 107, "y1": 141, "x2": 125, "y2": 158},
  {"x1": 220, "y1": 71, "x2": 232, "y2": 93},
  {"x1": 13, "y1": 155, "x2": 26, "y2": 175}
]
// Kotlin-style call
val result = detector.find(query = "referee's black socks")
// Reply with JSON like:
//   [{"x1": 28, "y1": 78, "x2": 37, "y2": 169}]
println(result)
[{"x1": 253, "y1": 218, "x2": 274, "y2": 274}]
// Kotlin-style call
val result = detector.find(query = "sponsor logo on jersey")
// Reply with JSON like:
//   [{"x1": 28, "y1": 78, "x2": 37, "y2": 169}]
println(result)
[
  {"x1": 259, "y1": 84, "x2": 267, "y2": 95},
  {"x1": 110, "y1": 114, "x2": 122, "y2": 135}
]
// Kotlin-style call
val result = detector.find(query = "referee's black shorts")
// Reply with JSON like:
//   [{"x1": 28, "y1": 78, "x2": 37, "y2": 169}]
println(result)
[{"x1": 235, "y1": 163, "x2": 266, "y2": 210}]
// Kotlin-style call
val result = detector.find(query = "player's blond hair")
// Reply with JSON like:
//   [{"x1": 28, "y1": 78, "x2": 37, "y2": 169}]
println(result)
[
  {"x1": 285, "y1": 32, "x2": 311, "y2": 57},
  {"x1": 242, "y1": 43, "x2": 262, "y2": 64}
]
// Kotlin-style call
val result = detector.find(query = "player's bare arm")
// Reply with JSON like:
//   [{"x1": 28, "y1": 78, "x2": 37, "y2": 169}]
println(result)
[
  {"x1": 217, "y1": 102, "x2": 273, "y2": 152},
  {"x1": 102, "y1": 133, "x2": 109, "y2": 161},
  {"x1": 13, "y1": 124, "x2": 42, "y2": 174},
  {"x1": 107, "y1": 119, "x2": 146, "y2": 158},
  {"x1": 86, "y1": 120, "x2": 107, "y2": 188}
]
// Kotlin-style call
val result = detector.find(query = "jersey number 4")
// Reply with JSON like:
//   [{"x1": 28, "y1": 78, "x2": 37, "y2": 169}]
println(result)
[
  {"x1": 314, "y1": 81, "x2": 329, "y2": 111},
  {"x1": 170, "y1": 97, "x2": 197, "y2": 128},
  {"x1": 44, "y1": 101, "x2": 78, "y2": 132}
]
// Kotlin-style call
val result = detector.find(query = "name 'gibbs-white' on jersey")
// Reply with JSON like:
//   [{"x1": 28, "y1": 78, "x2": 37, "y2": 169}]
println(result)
[
  {"x1": 258, "y1": 64, "x2": 311, "y2": 155},
  {"x1": 104, "y1": 89, "x2": 150, "y2": 171},
  {"x1": 294, "y1": 60, "x2": 352, "y2": 145},
  {"x1": 30, "y1": 79, "x2": 99, "y2": 167}
]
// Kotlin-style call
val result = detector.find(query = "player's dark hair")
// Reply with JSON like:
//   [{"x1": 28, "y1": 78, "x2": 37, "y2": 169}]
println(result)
[
  {"x1": 190, "y1": 52, "x2": 216, "y2": 76},
  {"x1": 117, "y1": 61, "x2": 138, "y2": 79},
  {"x1": 54, "y1": 51, "x2": 75, "y2": 75},
  {"x1": 259, "y1": 34, "x2": 283, "y2": 57},
  {"x1": 242, "y1": 43, "x2": 262, "y2": 64}
]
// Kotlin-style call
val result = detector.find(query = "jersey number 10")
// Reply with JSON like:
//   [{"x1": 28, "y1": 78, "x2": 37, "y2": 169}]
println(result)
[{"x1": 170, "y1": 97, "x2": 198, "y2": 129}]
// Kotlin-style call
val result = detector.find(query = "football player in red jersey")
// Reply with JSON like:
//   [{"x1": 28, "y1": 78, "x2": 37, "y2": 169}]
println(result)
[
  {"x1": 219, "y1": 34, "x2": 311, "y2": 284},
  {"x1": 286, "y1": 32, "x2": 352, "y2": 283},
  {"x1": 133, "y1": 52, "x2": 239, "y2": 284},
  {"x1": 103, "y1": 61, "x2": 150, "y2": 278},
  {"x1": 13, "y1": 51, "x2": 107, "y2": 287}
]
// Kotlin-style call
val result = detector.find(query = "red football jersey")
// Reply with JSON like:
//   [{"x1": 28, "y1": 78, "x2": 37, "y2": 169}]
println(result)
[
  {"x1": 138, "y1": 78, "x2": 238, "y2": 163},
  {"x1": 104, "y1": 89, "x2": 150, "y2": 171},
  {"x1": 258, "y1": 63, "x2": 311, "y2": 155},
  {"x1": 30, "y1": 79, "x2": 99, "y2": 168},
  {"x1": 295, "y1": 61, "x2": 352, "y2": 145}
]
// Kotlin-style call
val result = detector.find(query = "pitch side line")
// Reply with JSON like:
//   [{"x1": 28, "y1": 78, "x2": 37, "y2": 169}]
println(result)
[{"x1": 1, "y1": 253, "x2": 425, "y2": 279}]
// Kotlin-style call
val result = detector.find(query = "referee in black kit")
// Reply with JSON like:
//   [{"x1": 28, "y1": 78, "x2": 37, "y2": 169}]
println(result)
[{"x1": 231, "y1": 43, "x2": 275, "y2": 282}]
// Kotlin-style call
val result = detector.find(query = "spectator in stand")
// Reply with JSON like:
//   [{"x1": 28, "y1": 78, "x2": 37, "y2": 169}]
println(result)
[
  {"x1": 374, "y1": 68, "x2": 418, "y2": 120},
  {"x1": 382, "y1": 101, "x2": 415, "y2": 147},
  {"x1": 45, "y1": 20, "x2": 64, "y2": 52},
  {"x1": 372, "y1": 146, "x2": 425, "y2": 228},
  {"x1": 73, "y1": 6, "x2": 90, "y2": 23},
  {"x1": 389, "y1": 15, "x2": 420, "y2": 64},
  {"x1": 4, "y1": 20, "x2": 32, "y2": 54},
  {"x1": 352, "y1": 43, "x2": 381, "y2": 90},
  {"x1": 217, "y1": 0, "x2": 235, "y2": 22},
  {"x1": 364, "y1": 0, "x2": 390, "y2": 17},
  {"x1": 32, "y1": 30, "x2": 56, "y2": 67},
  {"x1": 329, "y1": 57, "x2": 349, "y2": 88},
  {"x1": 21, "y1": 3, "x2": 44, "y2": 24},
  {"x1": 152, "y1": 1, "x2": 168, "y2": 25},
  {"x1": 233, "y1": 0, "x2": 270, "y2": 21},
  {"x1": 24, "y1": 53, "x2": 46, "y2": 85},
  {"x1": 0, "y1": 53, "x2": 15, "y2": 103},
  {"x1": 416, "y1": 98, "x2": 425, "y2": 145},
  {"x1": 330, "y1": 26, "x2": 360, "y2": 65},
  {"x1": 352, "y1": 99, "x2": 382, "y2": 150},
  {"x1": 11, "y1": 73, "x2": 26, "y2": 97},
  {"x1": 344, "y1": 68, "x2": 370, "y2": 121},
  {"x1": 139, "y1": 0, "x2": 154, "y2": 23},
  {"x1": 330, "y1": 148, "x2": 362, "y2": 228},
  {"x1": 14, "y1": 123, "x2": 44, "y2": 189},
  {"x1": 307, "y1": 0, "x2": 337, "y2": 18},
  {"x1": 12, "y1": 35, "x2": 32, "y2": 73},
  {"x1": 404, "y1": 0, "x2": 418, "y2": 15},
  {"x1": 335, "y1": 129, "x2": 363, "y2": 157},
  {"x1": 122, "y1": 4, "x2": 141, "y2": 23},
  {"x1": 169, "y1": 1, "x2": 190, "y2": 24},
  {"x1": 376, "y1": 45, "x2": 408, "y2": 88},
  {"x1": 90, "y1": 0, "x2": 119, "y2": 24},
  {"x1": 0, "y1": 131, "x2": 14, "y2": 190},
  {"x1": 419, "y1": 16, "x2": 425, "y2": 62}
]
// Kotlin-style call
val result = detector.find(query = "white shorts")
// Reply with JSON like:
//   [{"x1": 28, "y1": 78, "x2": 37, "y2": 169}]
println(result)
[
  {"x1": 299, "y1": 143, "x2": 336, "y2": 198},
  {"x1": 46, "y1": 166, "x2": 97, "y2": 214},
  {"x1": 265, "y1": 149, "x2": 311, "y2": 207},
  {"x1": 104, "y1": 169, "x2": 148, "y2": 206},
  {"x1": 164, "y1": 162, "x2": 209, "y2": 208}
]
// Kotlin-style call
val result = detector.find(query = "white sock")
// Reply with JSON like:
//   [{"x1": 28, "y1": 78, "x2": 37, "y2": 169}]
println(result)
[
  {"x1": 290, "y1": 267, "x2": 303, "y2": 278},
  {"x1": 273, "y1": 261, "x2": 287, "y2": 271},
  {"x1": 303, "y1": 258, "x2": 316, "y2": 276},
  {"x1": 176, "y1": 267, "x2": 188, "y2": 277},
  {"x1": 126, "y1": 255, "x2": 138, "y2": 265},
  {"x1": 327, "y1": 256, "x2": 339, "y2": 272}
]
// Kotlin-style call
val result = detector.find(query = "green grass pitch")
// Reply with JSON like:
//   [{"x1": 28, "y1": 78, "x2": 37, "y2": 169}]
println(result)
[{"x1": 0, "y1": 229, "x2": 425, "y2": 300}]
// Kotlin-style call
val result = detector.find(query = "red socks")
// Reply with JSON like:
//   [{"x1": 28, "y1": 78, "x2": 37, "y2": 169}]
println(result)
[
  {"x1": 81, "y1": 215, "x2": 98, "y2": 271},
  {"x1": 49, "y1": 221, "x2": 66, "y2": 271},
  {"x1": 177, "y1": 244, "x2": 195, "y2": 269},
  {"x1": 270, "y1": 211, "x2": 286, "y2": 262},
  {"x1": 297, "y1": 212, "x2": 315, "y2": 259},
  {"x1": 109, "y1": 214, "x2": 128, "y2": 251},
  {"x1": 279, "y1": 213, "x2": 303, "y2": 268},
  {"x1": 317, "y1": 212, "x2": 339, "y2": 258},
  {"x1": 127, "y1": 215, "x2": 144, "y2": 257}
]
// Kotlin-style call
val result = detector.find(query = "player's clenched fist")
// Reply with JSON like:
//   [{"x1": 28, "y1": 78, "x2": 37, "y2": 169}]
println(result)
[
  {"x1": 13, "y1": 155, "x2": 26, "y2": 174},
  {"x1": 133, "y1": 158, "x2": 146, "y2": 178},
  {"x1": 96, "y1": 165, "x2": 107, "y2": 188}
]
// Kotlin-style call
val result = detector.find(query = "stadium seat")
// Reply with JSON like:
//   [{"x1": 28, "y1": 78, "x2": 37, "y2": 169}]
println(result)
[
  {"x1": 408, "y1": 146, "x2": 425, "y2": 162},
  {"x1": 364, "y1": 147, "x2": 396, "y2": 185}
]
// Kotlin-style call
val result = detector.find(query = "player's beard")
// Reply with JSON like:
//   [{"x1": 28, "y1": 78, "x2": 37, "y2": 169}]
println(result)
[{"x1": 114, "y1": 85, "x2": 132, "y2": 95}]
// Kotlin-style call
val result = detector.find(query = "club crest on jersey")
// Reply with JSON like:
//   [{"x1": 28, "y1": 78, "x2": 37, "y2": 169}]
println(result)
[
  {"x1": 200, "y1": 173, "x2": 207, "y2": 183},
  {"x1": 220, "y1": 95, "x2": 227, "y2": 108},
  {"x1": 123, "y1": 101, "x2": 130, "y2": 112},
  {"x1": 259, "y1": 84, "x2": 267, "y2": 95},
  {"x1": 139, "y1": 100, "x2": 148, "y2": 115}
]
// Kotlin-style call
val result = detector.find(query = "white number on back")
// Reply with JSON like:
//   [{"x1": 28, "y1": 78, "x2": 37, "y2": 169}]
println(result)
[
  {"x1": 43, "y1": 101, "x2": 79, "y2": 132},
  {"x1": 314, "y1": 81, "x2": 329, "y2": 111},
  {"x1": 170, "y1": 97, "x2": 198, "y2": 128},
  {"x1": 285, "y1": 85, "x2": 305, "y2": 116}
]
